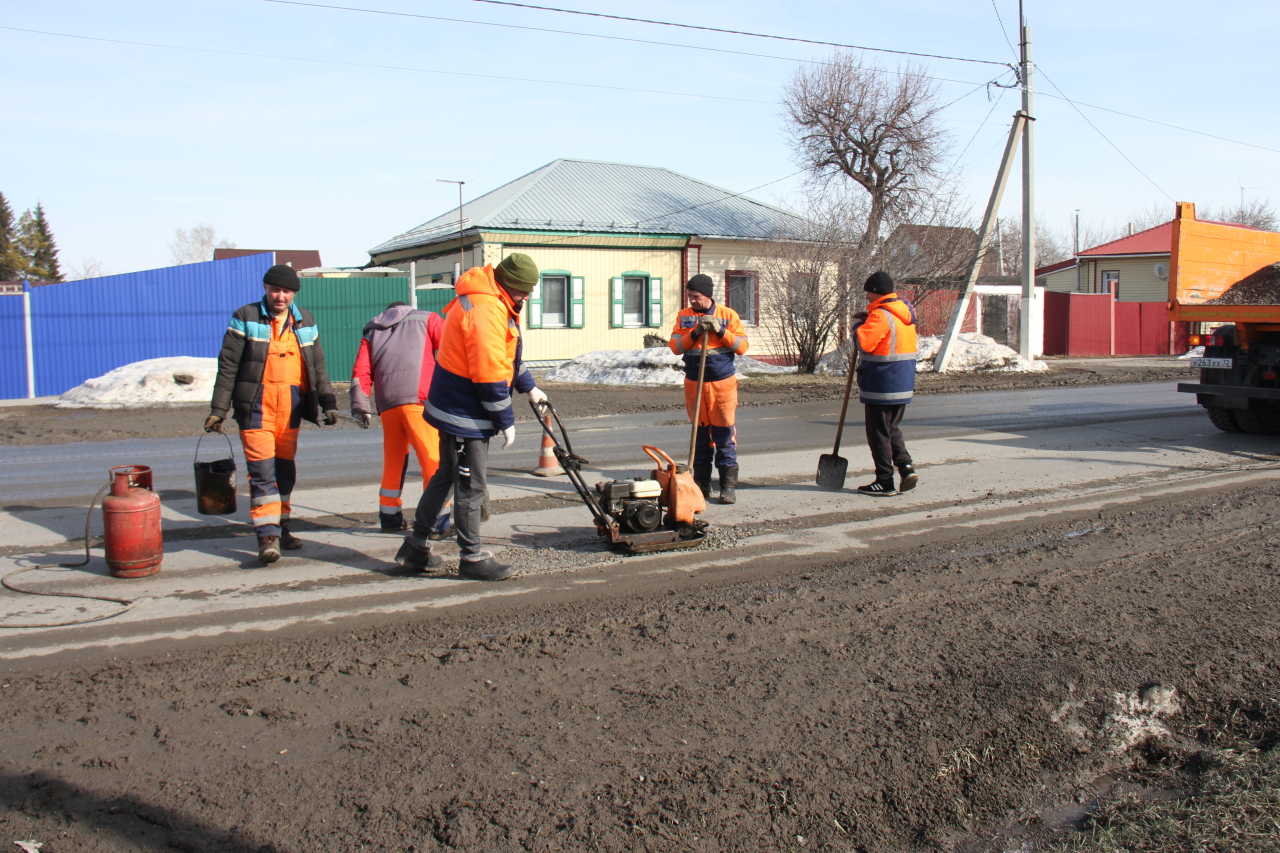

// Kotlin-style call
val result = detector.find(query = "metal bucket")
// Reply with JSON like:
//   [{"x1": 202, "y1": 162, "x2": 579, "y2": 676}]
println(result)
[{"x1": 194, "y1": 432, "x2": 237, "y2": 516}]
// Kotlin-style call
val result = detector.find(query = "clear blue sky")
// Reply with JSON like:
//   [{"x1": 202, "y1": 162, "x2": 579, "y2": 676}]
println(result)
[{"x1": 5, "y1": 0, "x2": 1279, "y2": 275}]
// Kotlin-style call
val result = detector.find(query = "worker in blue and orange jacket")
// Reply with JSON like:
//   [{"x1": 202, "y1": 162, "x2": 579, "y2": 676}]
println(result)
[
  {"x1": 669, "y1": 273, "x2": 749, "y2": 504},
  {"x1": 394, "y1": 253, "x2": 548, "y2": 582},
  {"x1": 853, "y1": 271, "x2": 919, "y2": 497}
]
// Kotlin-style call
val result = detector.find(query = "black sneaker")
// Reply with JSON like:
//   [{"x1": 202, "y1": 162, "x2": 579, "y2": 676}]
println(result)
[
  {"x1": 856, "y1": 479, "x2": 898, "y2": 497},
  {"x1": 394, "y1": 537, "x2": 442, "y2": 571},
  {"x1": 898, "y1": 465, "x2": 919, "y2": 493},
  {"x1": 459, "y1": 557, "x2": 517, "y2": 582}
]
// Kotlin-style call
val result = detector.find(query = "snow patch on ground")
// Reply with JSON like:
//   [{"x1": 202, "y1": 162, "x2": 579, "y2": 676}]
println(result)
[
  {"x1": 1178, "y1": 346, "x2": 1205, "y2": 359},
  {"x1": 56, "y1": 357, "x2": 218, "y2": 408},
  {"x1": 542, "y1": 350, "x2": 793, "y2": 385},
  {"x1": 816, "y1": 333, "x2": 1046, "y2": 375}
]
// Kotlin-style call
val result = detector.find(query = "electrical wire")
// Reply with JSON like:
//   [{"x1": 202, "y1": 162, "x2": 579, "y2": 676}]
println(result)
[
  {"x1": 463, "y1": 0, "x2": 1010, "y2": 67},
  {"x1": 1034, "y1": 65, "x2": 1175, "y2": 202},
  {"x1": 990, "y1": 0, "x2": 1019, "y2": 63},
  {"x1": 261, "y1": 0, "x2": 1008, "y2": 93},
  {"x1": 0, "y1": 24, "x2": 775, "y2": 105}
]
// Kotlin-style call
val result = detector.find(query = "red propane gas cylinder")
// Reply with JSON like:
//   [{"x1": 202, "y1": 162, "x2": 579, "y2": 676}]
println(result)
[{"x1": 102, "y1": 465, "x2": 162, "y2": 578}]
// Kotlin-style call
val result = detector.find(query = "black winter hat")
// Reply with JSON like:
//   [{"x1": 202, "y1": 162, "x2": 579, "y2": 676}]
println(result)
[
  {"x1": 863, "y1": 271, "x2": 894, "y2": 295},
  {"x1": 686, "y1": 274, "x2": 714, "y2": 298},
  {"x1": 263, "y1": 264, "x2": 300, "y2": 292}
]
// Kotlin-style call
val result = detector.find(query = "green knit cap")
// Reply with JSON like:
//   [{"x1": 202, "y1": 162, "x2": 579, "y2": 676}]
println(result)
[{"x1": 494, "y1": 253, "x2": 539, "y2": 292}]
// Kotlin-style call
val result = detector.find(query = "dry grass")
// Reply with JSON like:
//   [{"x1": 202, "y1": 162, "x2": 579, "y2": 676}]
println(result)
[{"x1": 1045, "y1": 747, "x2": 1280, "y2": 852}]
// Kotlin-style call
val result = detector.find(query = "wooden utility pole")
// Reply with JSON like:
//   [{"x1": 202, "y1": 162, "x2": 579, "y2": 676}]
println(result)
[{"x1": 1019, "y1": 2, "x2": 1037, "y2": 360}]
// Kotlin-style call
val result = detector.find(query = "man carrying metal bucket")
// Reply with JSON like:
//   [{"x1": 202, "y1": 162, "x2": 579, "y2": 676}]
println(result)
[{"x1": 204, "y1": 264, "x2": 339, "y2": 564}]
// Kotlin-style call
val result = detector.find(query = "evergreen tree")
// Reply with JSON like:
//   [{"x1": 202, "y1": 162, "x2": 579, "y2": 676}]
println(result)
[
  {"x1": 0, "y1": 192, "x2": 20, "y2": 281},
  {"x1": 16, "y1": 203, "x2": 62, "y2": 282}
]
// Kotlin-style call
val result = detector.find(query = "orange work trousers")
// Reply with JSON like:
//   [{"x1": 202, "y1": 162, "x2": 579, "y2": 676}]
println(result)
[
  {"x1": 240, "y1": 382, "x2": 301, "y2": 537},
  {"x1": 378, "y1": 404, "x2": 441, "y2": 518}
]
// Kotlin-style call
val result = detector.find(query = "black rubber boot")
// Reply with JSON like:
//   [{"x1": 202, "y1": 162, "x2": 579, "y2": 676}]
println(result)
[
  {"x1": 459, "y1": 557, "x2": 517, "y2": 582},
  {"x1": 718, "y1": 465, "x2": 739, "y2": 504},
  {"x1": 693, "y1": 464, "x2": 713, "y2": 499},
  {"x1": 394, "y1": 537, "x2": 443, "y2": 571},
  {"x1": 279, "y1": 521, "x2": 303, "y2": 550},
  {"x1": 379, "y1": 511, "x2": 409, "y2": 532}
]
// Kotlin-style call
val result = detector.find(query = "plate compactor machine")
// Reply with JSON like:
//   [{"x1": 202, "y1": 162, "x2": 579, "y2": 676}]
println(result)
[{"x1": 533, "y1": 401, "x2": 708, "y2": 553}]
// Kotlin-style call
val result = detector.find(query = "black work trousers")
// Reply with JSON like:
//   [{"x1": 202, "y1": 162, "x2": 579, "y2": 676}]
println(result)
[
  {"x1": 864, "y1": 403, "x2": 912, "y2": 482},
  {"x1": 412, "y1": 432, "x2": 489, "y2": 561}
]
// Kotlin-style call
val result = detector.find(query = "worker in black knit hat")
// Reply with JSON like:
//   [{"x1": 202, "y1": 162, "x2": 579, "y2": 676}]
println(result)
[
  {"x1": 668, "y1": 273, "x2": 750, "y2": 504},
  {"x1": 852, "y1": 271, "x2": 919, "y2": 496},
  {"x1": 205, "y1": 263, "x2": 339, "y2": 564}
]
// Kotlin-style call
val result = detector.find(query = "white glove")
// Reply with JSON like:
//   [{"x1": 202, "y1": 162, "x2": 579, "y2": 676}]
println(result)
[
  {"x1": 528, "y1": 387, "x2": 548, "y2": 407},
  {"x1": 501, "y1": 425, "x2": 516, "y2": 448}
]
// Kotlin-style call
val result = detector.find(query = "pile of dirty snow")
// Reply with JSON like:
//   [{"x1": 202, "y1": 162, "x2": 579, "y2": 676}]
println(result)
[
  {"x1": 56, "y1": 357, "x2": 218, "y2": 408},
  {"x1": 1178, "y1": 346, "x2": 1205, "y2": 359},
  {"x1": 816, "y1": 333, "x2": 1046, "y2": 374},
  {"x1": 542, "y1": 350, "x2": 792, "y2": 385}
]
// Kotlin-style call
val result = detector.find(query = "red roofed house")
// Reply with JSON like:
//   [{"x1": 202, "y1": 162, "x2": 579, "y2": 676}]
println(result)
[{"x1": 1035, "y1": 221, "x2": 1193, "y2": 354}]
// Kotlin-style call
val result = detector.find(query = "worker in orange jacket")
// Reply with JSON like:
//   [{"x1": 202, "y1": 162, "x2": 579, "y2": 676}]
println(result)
[
  {"x1": 853, "y1": 271, "x2": 919, "y2": 497},
  {"x1": 668, "y1": 274, "x2": 749, "y2": 504}
]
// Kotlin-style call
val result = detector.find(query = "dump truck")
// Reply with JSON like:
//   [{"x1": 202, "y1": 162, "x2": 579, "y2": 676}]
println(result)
[{"x1": 1169, "y1": 201, "x2": 1280, "y2": 434}]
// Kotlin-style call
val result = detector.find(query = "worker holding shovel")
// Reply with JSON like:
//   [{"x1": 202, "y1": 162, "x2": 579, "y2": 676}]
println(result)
[
  {"x1": 669, "y1": 274, "x2": 750, "y2": 504},
  {"x1": 852, "y1": 271, "x2": 919, "y2": 496}
]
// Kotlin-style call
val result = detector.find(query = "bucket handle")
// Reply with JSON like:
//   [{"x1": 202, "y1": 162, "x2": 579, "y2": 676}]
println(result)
[
  {"x1": 195, "y1": 429, "x2": 235, "y2": 464},
  {"x1": 642, "y1": 444, "x2": 677, "y2": 472}
]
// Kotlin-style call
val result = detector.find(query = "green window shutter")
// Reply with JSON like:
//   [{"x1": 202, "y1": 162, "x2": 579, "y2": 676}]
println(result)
[
  {"x1": 570, "y1": 276, "x2": 585, "y2": 328},
  {"x1": 610, "y1": 277, "x2": 624, "y2": 328},
  {"x1": 647, "y1": 277, "x2": 663, "y2": 327},
  {"x1": 528, "y1": 277, "x2": 543, "y2": 329}
]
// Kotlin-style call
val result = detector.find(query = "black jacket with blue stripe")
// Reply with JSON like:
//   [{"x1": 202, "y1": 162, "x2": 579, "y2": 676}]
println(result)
[{"x1": 210, "y1": 298, "x2": 337, "y2": 426}]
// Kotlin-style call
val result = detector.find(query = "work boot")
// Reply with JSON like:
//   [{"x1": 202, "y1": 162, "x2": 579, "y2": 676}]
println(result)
[
  {"x1": 897, "y1": 464, "x2": 919, "y2": 493},
  {"x1": 379, "y1": 511, "x2": 409, "y2": 533},
  {"x1": 279, "y1": 521, "x2": 303, "y2": 550},
  {"x1": 692, "y1": 464, "x2": 713, "y2": 499},
  {"x1": 428, "y1": 510, "x2": 453, "y2": 541},
  {"x1": 718, "y1": 465, "x2": 739, "y2": 505},
  {"x1": 856, "y1": 479, "x2": 897, "y2": 497},
  {"x1": 394, "y1": 537, "x2": 443, "y2": 571},
  {"x1": 257, "y1": 535, "x2": 281, "y2": 564},
  {"x1": 459, "y1": 556, "x2": 517, "y2": 582}
]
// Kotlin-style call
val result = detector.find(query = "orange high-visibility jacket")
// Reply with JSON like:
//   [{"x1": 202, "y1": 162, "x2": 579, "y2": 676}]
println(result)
[
  {"x1": 668, "y1": 302, "x2": 749, "y2": 382},
  {"x1": 424, "y1": 265, "x2": 536, "y2": 437},
  {"x1": 855, "y1": 292, "x2": 918, "y2": 405}
]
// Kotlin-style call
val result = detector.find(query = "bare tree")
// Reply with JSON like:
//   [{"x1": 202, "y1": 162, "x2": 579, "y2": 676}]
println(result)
[
  {"x1": 991, "y1": 218, "x2": 1072, "y2": 277},
  {"x1": 783, "y1": 53, "x2": 951, "y2": 254},
  {"x1": 880, "y1": 187, "x2": 985, "y2": 308},
  {"x1": 67, "y1": 258, "x2": 110, "y2": 280},
  {"x1": 170, "y1": 224, "x2": 235, "y2": 265},
  {"x1": 1198, "y1": 198, "x2": 1278, "y2": 231}
]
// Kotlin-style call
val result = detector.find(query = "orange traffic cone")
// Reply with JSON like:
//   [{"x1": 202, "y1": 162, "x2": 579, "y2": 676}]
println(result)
[{"x1": 531, "y1": 414, "x2": 565, "y2": 476}]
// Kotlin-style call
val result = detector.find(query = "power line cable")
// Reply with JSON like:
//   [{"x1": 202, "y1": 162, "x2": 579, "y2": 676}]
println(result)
[
  {"x1": 262, "y1": 0, "x2": 1007, "y2": 92},
  {"x1": 989, "y1": 0, "x2": 1019, "y2": 63},
  {"x1": 0, "y1": 24, "x2": 774, "y2": 105},
  {"x1": 1034, "y1": 65, "x2": 1174, "y2": 202},
  {"x1": 464, "y1": 0, "x2": 1010, "y2": 67}
]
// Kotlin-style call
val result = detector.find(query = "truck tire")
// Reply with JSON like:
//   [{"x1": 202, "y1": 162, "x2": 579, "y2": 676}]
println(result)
[
  {"x1": 1235, "y1": 408, "x2": 1280, "y2": 435},
  {"x1": 1205, "y1": 406, "x2": 1244, "y2": 433}
]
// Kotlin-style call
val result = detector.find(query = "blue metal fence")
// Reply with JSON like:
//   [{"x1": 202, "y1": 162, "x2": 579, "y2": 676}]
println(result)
[
  {"x1": 0, "y1": 290, "x2": 26, "y2": 399},
  {"x1": 23, "y1": 254, "x2": 276, "y2": 398}
]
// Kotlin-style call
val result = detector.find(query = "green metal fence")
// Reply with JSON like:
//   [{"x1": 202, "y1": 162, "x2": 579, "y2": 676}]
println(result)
[{"x1": 295, "y1": 276, "x2": 418, "y2": 382}]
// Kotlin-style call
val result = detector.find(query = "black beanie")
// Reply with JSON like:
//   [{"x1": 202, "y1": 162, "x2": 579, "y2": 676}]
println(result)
[
  {"x1": 863, "y1": 271, "x2": 894, "y2": 295},
  {"x1": 263, "y1": 264, "x2": 300, "y2": 292},
  {"x1": 686, "y1": 274, "x2": 714, "y2": 298}
]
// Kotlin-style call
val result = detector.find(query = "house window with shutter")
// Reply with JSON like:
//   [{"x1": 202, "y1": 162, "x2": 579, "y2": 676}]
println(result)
[
  {"x1": 726, "y1": 270, "x2": 758, "y2": 325},
  {"x1": 527, "y1": 269, "x2": 584, "y2": 329},
  {"x1": 609, "y1": 272, "x2": 663, "y2": 328}
]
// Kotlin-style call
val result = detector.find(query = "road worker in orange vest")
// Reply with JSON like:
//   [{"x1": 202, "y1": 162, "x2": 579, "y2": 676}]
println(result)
[{"x1": 853, "y1": 271, "x2": 919, "y2": 497}]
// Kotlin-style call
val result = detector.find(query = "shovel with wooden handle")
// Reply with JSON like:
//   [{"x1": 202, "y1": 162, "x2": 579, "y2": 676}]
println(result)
[
  {"x1": 686, "y1": 324, "x2": 711, "y2": 471},
  {"x1": 815, "y1": 342, "x2": 860, "y2": 490}
]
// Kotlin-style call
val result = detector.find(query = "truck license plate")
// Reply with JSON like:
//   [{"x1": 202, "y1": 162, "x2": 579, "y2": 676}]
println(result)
[{"x1": 1191, "y1": 357, "x2": 1233, "y2": 369}]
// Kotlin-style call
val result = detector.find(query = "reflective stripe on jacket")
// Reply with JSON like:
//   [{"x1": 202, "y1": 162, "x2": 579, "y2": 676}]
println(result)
[
  {"x1": 424, "y1": 265, "x2": 536, "y2": 438},
  {"x1": 855, "y1": 293, "x2": 918, "y2": 405},
  {"x1": 350, "y1": 305, "x2": 445, "y2": 416},
  {"x1": 668, "y1": 302, "x2": 749, "y2": 382},
  {"x1": 210, "y1": 298, "x2": 336, "y2": 426}
]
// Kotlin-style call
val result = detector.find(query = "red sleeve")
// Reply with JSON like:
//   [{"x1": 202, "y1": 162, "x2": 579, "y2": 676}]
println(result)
[
  {"x1": 350, "y1": 337, "x2": 374, "y2": 415},
  {"x1": 418, "y1": 311, "x2": 445, "y2": 403}
]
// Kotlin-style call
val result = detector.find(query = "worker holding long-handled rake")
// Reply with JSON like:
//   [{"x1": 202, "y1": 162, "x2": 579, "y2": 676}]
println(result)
[{"x1": 668, "y1": 274, "x2": 750, "y2": 504}]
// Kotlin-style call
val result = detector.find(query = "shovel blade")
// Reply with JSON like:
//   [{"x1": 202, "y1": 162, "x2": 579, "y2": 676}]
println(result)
[{"x1": 815, "y1": 453, "x2": 848, "y2": 490}]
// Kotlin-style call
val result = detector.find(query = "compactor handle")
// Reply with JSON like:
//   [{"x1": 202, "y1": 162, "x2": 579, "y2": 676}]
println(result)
[{"x1": 642, "y1": 444, "x2": 677, "y2": 472}]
